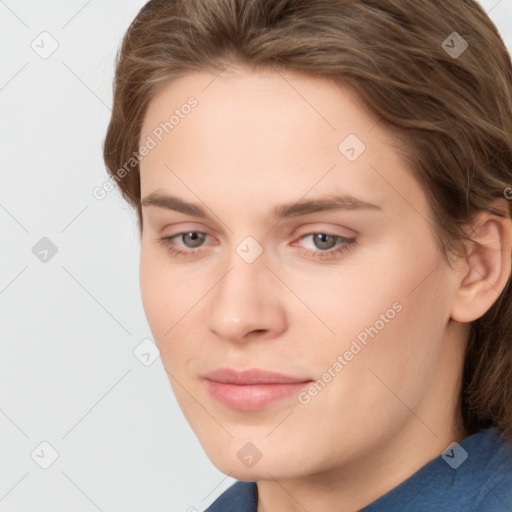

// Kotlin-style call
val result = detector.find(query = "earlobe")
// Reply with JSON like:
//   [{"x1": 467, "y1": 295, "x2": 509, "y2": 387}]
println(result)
[{"x1": 450, "y1": 201, "x2": 512, "y2": 324}]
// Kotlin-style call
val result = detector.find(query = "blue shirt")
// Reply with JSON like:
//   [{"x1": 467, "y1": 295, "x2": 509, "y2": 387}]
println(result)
[{"x1": 204, "y1": 427, "x2": 512, "y2": 511}]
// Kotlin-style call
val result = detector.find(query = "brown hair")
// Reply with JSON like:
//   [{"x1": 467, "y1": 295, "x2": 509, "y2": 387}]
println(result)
[{"x1": 103, "y1": 0, "x2": 512, "y2": 439}]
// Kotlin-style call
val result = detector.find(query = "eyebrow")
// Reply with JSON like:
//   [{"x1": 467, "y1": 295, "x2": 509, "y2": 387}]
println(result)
[{"x1": 141, "y1": 192, "x2": 382, "y2": 220}]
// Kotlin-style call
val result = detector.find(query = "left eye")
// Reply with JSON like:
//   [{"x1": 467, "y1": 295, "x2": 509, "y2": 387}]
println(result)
[{"x1": 300, "y1": 233, "x2": 342, "y2": 251}]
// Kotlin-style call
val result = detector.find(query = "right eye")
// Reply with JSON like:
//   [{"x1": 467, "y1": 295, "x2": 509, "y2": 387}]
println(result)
[{"x1": 158, "y1": 231, "x2": 211, "y2": 257}]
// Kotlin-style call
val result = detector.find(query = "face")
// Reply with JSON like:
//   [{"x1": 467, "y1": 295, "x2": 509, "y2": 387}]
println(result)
[{"x1": 138, "y1": 65, "x2": 466, "y2": 481}]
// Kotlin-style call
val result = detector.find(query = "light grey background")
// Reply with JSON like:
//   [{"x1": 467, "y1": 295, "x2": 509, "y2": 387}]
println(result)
[{"x1": 1, "y1": 1, "x2": 511, "y2": 510}]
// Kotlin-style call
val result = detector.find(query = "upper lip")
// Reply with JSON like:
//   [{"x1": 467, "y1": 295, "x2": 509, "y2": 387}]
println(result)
[{"x1": 203, "y1": 368, "x2": 313, "y2": 385}]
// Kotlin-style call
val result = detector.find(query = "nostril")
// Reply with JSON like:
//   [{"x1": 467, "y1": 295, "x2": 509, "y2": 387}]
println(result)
[{"x1": 247, "y1": 329, "x2": 267, "y2": 338}]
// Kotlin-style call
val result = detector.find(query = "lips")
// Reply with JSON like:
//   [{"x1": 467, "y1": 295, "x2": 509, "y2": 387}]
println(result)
[
  {"x1": 204, "y1": 367, "x2": 311, "y2": 384},
  {"x1": 203, "y1": 368, "x2": 313, "y2": 410}
]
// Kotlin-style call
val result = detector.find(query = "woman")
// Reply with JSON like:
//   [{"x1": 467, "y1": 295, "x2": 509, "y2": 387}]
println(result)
[{"x1": 103, "y1": 0, "x2": 512, "y2": 510}]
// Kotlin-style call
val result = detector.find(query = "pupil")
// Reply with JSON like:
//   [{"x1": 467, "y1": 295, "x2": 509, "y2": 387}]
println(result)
[
  {"x1": 314, "y1": 233, "x2": 336, "y2": 250},
  {"x1": 183, "y1": 232, "x2": 204, "y2": 247}
]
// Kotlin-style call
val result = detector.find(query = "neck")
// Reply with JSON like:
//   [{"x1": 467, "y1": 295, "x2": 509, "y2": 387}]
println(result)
[{"x1": 256, "y1": 415, "x2": 468, "y2": 512}]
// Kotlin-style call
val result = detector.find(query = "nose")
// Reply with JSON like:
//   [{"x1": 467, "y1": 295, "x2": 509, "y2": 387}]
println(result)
[{"x1": 207, "y1": 252, "x2": 288, "y2": 343}]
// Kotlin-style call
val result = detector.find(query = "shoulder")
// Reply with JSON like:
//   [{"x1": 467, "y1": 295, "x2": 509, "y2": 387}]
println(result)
[
  {"x1": 471, "y1": 428, "x2": 512, "y2": 511},
  {"x1": 362, "y1": 427, "x2": 512, "y2": 512},
  {"x1": 203, "y1": 481, "x2": 258, "y2": 512}
]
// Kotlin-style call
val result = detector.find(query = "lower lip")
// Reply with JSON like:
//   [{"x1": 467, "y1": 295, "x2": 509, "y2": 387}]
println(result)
[{"x1": 204, "y1": 380, "x2": 312, "y2": 410}]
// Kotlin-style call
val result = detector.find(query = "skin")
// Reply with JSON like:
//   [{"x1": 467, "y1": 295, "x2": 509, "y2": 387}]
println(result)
[{"x1": 137, "y1": 65, "x2": 512, "y2": 512}]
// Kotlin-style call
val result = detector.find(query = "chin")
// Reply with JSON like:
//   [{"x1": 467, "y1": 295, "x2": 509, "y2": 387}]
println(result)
[{"x1": 207, "y1": 447, "x2": 308, "y2": 482}]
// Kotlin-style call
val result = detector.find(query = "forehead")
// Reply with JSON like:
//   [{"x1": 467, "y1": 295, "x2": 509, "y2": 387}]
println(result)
[
  {"x1": 138, "y1": 67, "x2": 428, "y2": 221},
  {"x1": 141, "y1": 66, "x2": 381, "y2": 153}
]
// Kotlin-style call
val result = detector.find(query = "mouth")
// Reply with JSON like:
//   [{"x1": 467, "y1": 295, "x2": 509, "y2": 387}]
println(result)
[{"x1": 203, "y1": 368, "x2": 314, "y2": 411}]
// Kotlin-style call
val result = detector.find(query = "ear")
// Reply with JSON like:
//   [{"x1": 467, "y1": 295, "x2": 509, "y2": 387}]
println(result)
[{"x1": 450, "y1": 199, "x2": 512, "y2": 323}]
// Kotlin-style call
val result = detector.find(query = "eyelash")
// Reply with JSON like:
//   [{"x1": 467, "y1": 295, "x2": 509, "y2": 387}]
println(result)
[{"x1": 157, "y1": 232, "x2": 357, "y2": 261}]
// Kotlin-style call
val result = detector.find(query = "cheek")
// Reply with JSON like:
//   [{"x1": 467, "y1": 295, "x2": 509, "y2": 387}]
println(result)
[
  {"x1": 139, "y1": 249, "x2": 168, "y2": 337},
  {"x1": 306, "y1": 235, "x2": 448, "y2": 382},
  {"x1": 139, "y1": 244, "x2": 209, "y2": 371},
  {"x1": 294, "y1": 243, "x2": 436, "y2": 348},
  {"x1": 139, "y1": 246, "x2": 188, "y2": 344},
  {"x1": 320, "y1": 245, "x2": 450, "y2": 413}
]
